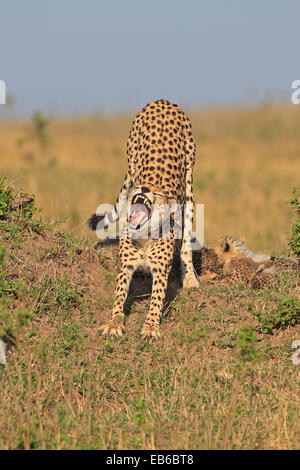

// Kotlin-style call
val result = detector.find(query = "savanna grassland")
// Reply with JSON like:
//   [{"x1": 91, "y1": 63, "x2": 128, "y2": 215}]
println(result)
[{"x1": 0, "y1": 105, "x2": 299, "y2": 450}]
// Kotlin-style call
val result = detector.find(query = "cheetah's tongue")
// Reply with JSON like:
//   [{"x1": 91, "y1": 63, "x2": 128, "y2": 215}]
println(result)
[
  {"x1": 129, "y1": 204, "x2": 148, "y2": 228},
  {"x1": 129, "y1": 210, "x2": 148, "y2": 228}
]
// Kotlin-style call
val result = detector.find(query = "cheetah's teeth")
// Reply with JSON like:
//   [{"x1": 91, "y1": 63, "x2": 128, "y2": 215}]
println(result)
[{"x1": 132, "y1": 194, "x2": 152, "y2": 210}]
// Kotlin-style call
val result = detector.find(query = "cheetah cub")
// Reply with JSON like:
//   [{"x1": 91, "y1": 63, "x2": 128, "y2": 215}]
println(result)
[
  {"x1": 88, "y1": 99, "x2": 199, "y2": 340},
  {"x1": 211, "y1": 236, "x2": 277, "y2": 287},
  {"x1": 197, "y1": 236, "x2": 298, "y2": 288}
]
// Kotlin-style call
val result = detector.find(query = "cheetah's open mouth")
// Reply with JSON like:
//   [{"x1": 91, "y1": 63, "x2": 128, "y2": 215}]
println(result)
[{"x1": 129, "y1": 194, "x2": 152, "y2": 230}]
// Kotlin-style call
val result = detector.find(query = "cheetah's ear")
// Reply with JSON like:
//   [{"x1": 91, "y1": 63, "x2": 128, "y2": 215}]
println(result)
[
  {"x1": 220, "y1": 236, "x2": 230, "y2": 252},
  {"x1": 240, "y1": 237, "x2": 246, "y2": 244}
]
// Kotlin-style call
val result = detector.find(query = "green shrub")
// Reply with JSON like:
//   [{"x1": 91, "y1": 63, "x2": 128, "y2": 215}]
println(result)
[
  {"x1": 0, "y1": 178, "x2": 13, "y2": 217},
  {"x1": 255, "y1": 296, "x2": 300, "y2": 334},
  {"x1": 287, "y1": 188, "x2": 300, "y2": 258},
  {"x1": 0, "y1": 177, "x2": 44, "y2": 233}
]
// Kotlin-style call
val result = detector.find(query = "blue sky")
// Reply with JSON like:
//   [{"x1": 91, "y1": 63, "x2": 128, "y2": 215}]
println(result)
[{"x1": 0, "y1": 0, "x2": 299, "y2": 115}]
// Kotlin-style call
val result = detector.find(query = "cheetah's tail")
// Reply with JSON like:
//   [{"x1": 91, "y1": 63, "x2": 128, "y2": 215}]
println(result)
[{"x1": 87, "y1": 205, "x2": 119, "y2": 231}]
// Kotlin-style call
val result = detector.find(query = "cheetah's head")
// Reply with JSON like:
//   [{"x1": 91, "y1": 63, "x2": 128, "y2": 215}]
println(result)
[{"x1": 128, "y1": 186, "x2": 177, "y2": 237}]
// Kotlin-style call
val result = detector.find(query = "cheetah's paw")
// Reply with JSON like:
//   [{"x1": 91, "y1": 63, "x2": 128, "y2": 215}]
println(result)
[
  {"x1": 182, "y1": 274, "x2": 199, "y2": 289},
  {"x1": 100, "y1": 318, "x2": 125, "y2": 338},
  {"x1": 141, "y1": 325, "x2": 161, "y2": 341}
]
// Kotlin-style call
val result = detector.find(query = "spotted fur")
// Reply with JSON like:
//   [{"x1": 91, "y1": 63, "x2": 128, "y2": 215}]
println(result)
[
  {"x1": 88, "y1": 99, "x2": 199, "y2": 339},
  {"x1": 197, "y1": 236, "x2": 296, "y2": 288}
]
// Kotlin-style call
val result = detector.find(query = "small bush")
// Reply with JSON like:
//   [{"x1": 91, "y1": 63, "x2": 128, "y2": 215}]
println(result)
[
  {"x1": 0, "y1": 179, "x2": 13, "y2": 218},
  {"x1": 287, "y1": 188, "x2": 300, "y2": 258},
  {"x1": 255, "y1": 296, "x2": 300, "y2": 334},
  {"x1": 0, "y1": 177, "x2": 44, "y2": 233}
]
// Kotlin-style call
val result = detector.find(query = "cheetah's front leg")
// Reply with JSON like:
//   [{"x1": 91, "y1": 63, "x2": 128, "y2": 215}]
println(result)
[
  {"x1": 141, "y1": 268, "x2": 169, "y2": 340},
  {"x1": 141, "y1": 238, "x2": 174, "y2": 340},
  {"x1": 100, "y1": 238, "x2": 142, "y2": 337}
]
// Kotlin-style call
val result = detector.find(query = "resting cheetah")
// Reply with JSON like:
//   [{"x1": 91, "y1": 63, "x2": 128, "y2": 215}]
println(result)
[
  {"x1": 211, "y1": 236, "x2": 272, "y2": 265},
  {"x1": 192, "y1": 236, "x2": 280, "y2": 287},
  {"x1": 210, "y1": 236, "x2": 277, "y2": 287},
  {"x1": 194, "y1": 236, "x2": 298, "y2": 287},
  {"x1": 88, "y1": 99, "x2": 199, "y2": 339}
]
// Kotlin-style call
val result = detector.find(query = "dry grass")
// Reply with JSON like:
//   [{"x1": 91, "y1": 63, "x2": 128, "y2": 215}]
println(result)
[{"x1": 0, "y1": 105, "x2": 299, "y2": 450}]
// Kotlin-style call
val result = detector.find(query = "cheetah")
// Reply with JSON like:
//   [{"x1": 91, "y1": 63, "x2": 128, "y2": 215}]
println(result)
[
  {"x1": 208, "y1": 236, "x2": 281, "y2": 288},
  {"x1": 88, "y1": 99, "x2": 199, "y2": 339},
  {"x1": 193, "y1": 236, "x2": 281, "y2": 287},
  {"x1": 211, "y1": 236, "x2": 272, "y2": 265},
  {"x1": 211, "y1": 236, "x2": 278, "y2": 287},
  {"x1": 194, "y1": 236, "x2": 298, "y2": 287}
]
